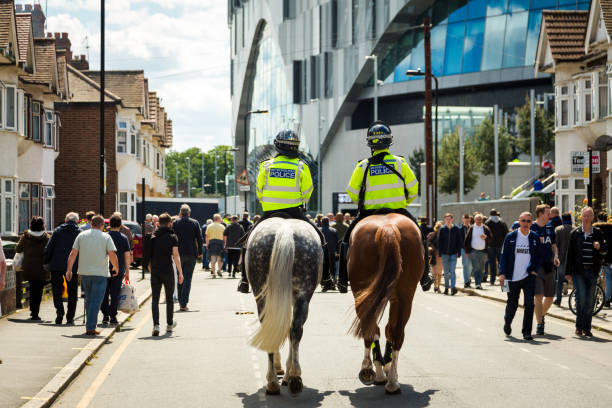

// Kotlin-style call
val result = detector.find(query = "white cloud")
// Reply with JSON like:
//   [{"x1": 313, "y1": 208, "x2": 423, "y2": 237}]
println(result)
[{"x1": 45, "y1": 1, "x2": 231, "y2": 153}]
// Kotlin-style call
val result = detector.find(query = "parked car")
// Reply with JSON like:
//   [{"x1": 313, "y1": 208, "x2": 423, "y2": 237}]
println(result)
[{"x1": 103, "y1": 219, "x2": 143, "y2": 268}]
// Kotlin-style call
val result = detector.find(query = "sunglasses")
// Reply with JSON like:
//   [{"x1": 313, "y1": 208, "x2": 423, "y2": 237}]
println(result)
[{"x1": 519, "y1": 219, "x2": 532, "y2": 223}]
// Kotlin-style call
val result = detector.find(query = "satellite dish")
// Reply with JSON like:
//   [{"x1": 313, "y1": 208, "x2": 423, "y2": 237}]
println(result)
[{"x1": 594, "y1": 135, "x2": 612, "y2": 152}]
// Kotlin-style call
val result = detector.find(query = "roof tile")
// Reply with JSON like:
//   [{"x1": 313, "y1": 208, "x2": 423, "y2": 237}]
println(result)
[
  {"x1": 82, "y1": 70, "x2": 145, "y2": 109},
  {"x1": 15, "y1": 13, "x2": 30, "y2": 64},
  {"x1": 542, "y1": 10, "x2": 589, "y2": 62},
  {"x1": 21, "y1": 38, "x2": 56, "y2": 85}
]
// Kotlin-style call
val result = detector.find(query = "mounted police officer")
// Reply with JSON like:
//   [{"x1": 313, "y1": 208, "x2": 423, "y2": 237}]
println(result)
[
  {"x1": 237, "y1": 129, "x2": 333, "y2": 293},
  {"x1": 338, "y1": 121, "x2": 433, "y2": 293}
]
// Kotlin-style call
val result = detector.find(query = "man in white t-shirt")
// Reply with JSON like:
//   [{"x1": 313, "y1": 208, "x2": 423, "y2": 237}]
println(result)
[
  {"x1": 499, "y1": 211, "x2": 540, "y2": 341},
  {"x1": 464, "y1": 214, "x2": 492, "y2": 289}
]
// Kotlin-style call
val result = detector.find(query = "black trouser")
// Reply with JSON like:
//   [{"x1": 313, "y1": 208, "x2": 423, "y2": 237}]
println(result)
[
  {"x1": 51, "y1": 270, "x2": 78, "y2": 321},
  {"x1": 339, "y1": 208, "x2": 419, "y2": 288},
  {"x1": 505, "y1": 274, "x2": 536, "y2": 335},
  {"x1": 151, "y1": 272, "x2": 175, "y2": 326},
  {"x1": 101, "y1": 272, "x2": 124, "y2": 319},
  {"x1": 227, "y1": 248, "x2": 241, "y2": 274},
  {"x1": 28, "y1": 279, "x2": 45, "y2": 318}
]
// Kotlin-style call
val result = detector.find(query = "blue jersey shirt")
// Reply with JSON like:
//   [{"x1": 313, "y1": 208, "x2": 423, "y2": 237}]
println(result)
[
  {"x1": 108, "y1": 230, "x2": 130, "y2": 275},
  {"x1": 530, "y1": 222, "x2": 555, "y2": 264}
]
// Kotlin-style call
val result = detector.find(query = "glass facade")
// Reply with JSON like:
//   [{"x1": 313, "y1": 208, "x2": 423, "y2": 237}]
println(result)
[{"x1": 382, "y1": 0, "x2": 589, "y2": 83}]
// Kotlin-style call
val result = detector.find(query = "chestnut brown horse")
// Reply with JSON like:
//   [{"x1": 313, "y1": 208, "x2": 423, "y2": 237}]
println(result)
[{"x1": 347, "y1": 213, "x2": 423, "y2": 394}]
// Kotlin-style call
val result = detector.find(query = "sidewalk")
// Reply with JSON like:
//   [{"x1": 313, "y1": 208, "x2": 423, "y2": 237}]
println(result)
[
  {"x1": 0, "y1": 269, "x2": 152, "y2": 408},
  {"x1": 447, "y1": 263, "x2": 612, "y2": 335}
]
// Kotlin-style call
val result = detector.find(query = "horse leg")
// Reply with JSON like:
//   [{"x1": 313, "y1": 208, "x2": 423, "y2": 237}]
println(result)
[
  {"x1": 273, "y1": 351, "x2": 284, "y2": 375},
  {"x1": 283, "y1": 296, "x2": 309, "y2": 395},
  {"x1": 358, "y1": 329, "x2": 387, "y2": 386},
  {"x1": 383, "y1": 294, "x2": 413, "y2": 394},
  {"x1": 265, "y1": 353, "x2": 280, "y2": 395}
]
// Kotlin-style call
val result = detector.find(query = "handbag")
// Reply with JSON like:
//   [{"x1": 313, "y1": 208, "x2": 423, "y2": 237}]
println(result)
[
  {"x1": 13, "y1": 252, "x2": 24, "y2": 271},
  {"x1": 118, "y1": 279, "x2": 138, "y2": 313}
]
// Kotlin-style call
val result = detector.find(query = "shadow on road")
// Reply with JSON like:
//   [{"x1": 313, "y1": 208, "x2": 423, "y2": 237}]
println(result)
[
  {"x1": 338, "y1": 384, "x2": 436, "y2": 407},
  {"x1": 504, "y1": 337, "x2": 550, "y2": 345},
  {"x1": 137, "y1": 332, "x2": 173, "y2": 340},
  {"x1": 237, "y1": 386, "x2": 333, "y2": 407},
  {"x1": 7, "y1": 318, "x2": 50, "y2": 324},
  {"x1": 577, "y1": 335, "x2": 612, "y2": 343},
  {"x1": 540, "y1": 334, "x2": 565, "y2": 341}
]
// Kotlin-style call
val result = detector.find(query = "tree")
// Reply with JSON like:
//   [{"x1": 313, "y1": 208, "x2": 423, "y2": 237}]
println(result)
[
  {"x1": 515, "y1": 95, "x2": 555, "y2": 166},
  {"x1": 438, "y1": 130, "x2": 480, "y2": 201},
  {"x1": 472, "y1": 116, "x2": 513, "y2": 176},
  {"x1": 407, "y1": 147, "x2": 424, "y2": 195}
]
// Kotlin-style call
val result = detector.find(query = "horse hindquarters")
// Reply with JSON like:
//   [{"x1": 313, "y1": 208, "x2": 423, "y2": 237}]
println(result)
[{"x1": 250, "y1": 224, "x2": 295, "y2": 352}]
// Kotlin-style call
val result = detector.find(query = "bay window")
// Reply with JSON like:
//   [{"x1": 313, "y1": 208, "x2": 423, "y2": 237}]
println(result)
[
  {"x1": 117, "y1": 121, "x2": 127, "y2": 153},
  {"x1": 16, "y1": 89, "x2": 24, "y2": 136},
  {"x1": 584, "y1": 78, "x2": 592, "y2": 122},
  {"x1": 0, "y1": 178, "x2": 15, "y2": 234},
  {"x1": 32, "y1": 101, "x2": 41, "y2": 142},
  {"x1": 44, "y1": 110, "x2": 54, "y2": 147},
  {"x1": 44, "y1": 186, "x2": 54, "y2": 230},
  {"x1": 5, "y1": 85, "x2": 15, "y2": 129},
  {"x1": 19, "y1": 182, "x2": 42, "y2": 232},
  {"x1": 118, "y1": 192, "x2": 137, "y2": 221},
  {"x1": 599, "y1": 72, "x2": 608, "y2": 119},
  {"x1": 557, "y1": 84, "x2": 569, "y2": 128}
]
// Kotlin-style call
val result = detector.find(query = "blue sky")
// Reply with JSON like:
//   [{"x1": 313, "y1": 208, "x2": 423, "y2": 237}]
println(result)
[{"x1": 24, "y1": 0, "x2": 231, "y2": 152}]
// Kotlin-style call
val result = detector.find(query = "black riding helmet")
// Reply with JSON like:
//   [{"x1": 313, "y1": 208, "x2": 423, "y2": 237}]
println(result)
[
  {"x1": 274, "y1": 129, "x2": 300, "y2": 157},
  {"x1": 366, "y1": 121, "x2": 393, "y2": 152}
]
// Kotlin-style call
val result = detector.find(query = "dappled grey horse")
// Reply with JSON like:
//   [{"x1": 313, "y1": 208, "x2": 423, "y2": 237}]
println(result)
[{"x1": 246, "y1": 217, "x2": 322, "y2": 395}]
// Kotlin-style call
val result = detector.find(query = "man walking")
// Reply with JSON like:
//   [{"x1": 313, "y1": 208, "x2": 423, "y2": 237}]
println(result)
[
  {"x1": 548, "y1": 207, "x2": 562, "y2": 229},
  {"x1": 485, "y1": 209, "x2": 508, "y2": 285},
  {"x1": 101, "y1": 215, "x2": 131, "y2": 325},
  {"x1": 554, "y1": 212, "x2": 573, "y2": 306},
  {"x1": 145, "y1": 213, "x2": 184, "y2": 336},
  {"x1": 224, "y1": 215, "x2": 245, "y2": 278},
  {"x1": 566, "y1": 207, "x2": 607, "y2": 337},
  {"x1": 437, "y1": 213, "x2": 463, "y2": 295},
  {"x1": 460, "y1": 214, "x2": 473, "y2": 288},
  {"x1": 531, "y1": 204, "x2": 560, "y2": 335},
  {"x1": 465, "y1": 214, "x2": 491, "y2": 290},
  {"x1": 239, "y1": 212, "x2": 252, "y2": 233},
  {"x1": 44, "y1": 212, "x2": 81, "y2": 325},
  {"x1": 320, "y1": 217, "x2": 339, "y2": 290},
  {"x1": 499, "y1": 212, "x2": 540, "y2": 341},
  {"x1": 206, "y1": 214, "x2": 226, "y2": 278},
  {"x1": 172, "y1": 204, "x2": 203, "y2": 311},
  {"x1": 66, "y1": 215, "x2": 119, "y2": 335}
]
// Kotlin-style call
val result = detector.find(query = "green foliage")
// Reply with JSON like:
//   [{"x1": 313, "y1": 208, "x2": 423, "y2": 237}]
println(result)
[
  {"x1": 438, "y1": 130, "x2": 480, "y2": 200},
  {"x1": 472, "y1": 116, "x2": 513, "y2": 176},
  {"x1": 407, "y1": 147, "x2": 424, "y2": 195},
  {"x1": 165, "y1": 146, "x2": 235, "y2": 197},
  {"x1": 515, "y1": 95, "x2": 555, "y2": 163}
]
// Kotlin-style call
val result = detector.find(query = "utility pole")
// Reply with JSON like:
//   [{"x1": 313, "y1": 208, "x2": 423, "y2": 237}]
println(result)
[
  {"x1": 423, "y1": 17, "x2": 433, "y2": 222},
  {"x1": 530, "y1": 89, "x2": 536, "y2": 182},
  {"x1": 494, "y1": 105, "x2": 500, "y2": 199},
  {"x1": 99, "y1": 0, "x2": 105, "y2": 215}
]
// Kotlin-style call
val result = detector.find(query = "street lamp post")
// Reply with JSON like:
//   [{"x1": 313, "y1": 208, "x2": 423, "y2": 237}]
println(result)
[
  {"x1": 220, "y1": 147, "x2": 239, "y2": 215},
  {"x1": 99, "y1": 0, "x2": 105, "y2": 215},
  {"x1": 406, "y1": 68, "x2": 439, "y2": 221},
  {"x1": 364, "y1": 55, "x2": 378, "y2": 121},
  {"x1": 243, "y1": 109, "x2": 268, "y2": 212}
]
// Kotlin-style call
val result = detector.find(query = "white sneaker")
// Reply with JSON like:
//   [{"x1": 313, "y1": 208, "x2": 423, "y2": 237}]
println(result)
[
  {"x1": 166, "y1": 321, "x2": 177, "y2": 332},
  {"x1": 152, "y1": 325, "x2": 160, "y2": 336}
]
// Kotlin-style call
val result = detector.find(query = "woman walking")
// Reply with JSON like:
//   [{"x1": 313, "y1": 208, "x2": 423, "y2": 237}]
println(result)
[
  {"x1": 428, "y1": 221, "x2": 443, "y2": 293},
  {"x1": 15, "y1": 217, "x2": 50, "y2": 321}
]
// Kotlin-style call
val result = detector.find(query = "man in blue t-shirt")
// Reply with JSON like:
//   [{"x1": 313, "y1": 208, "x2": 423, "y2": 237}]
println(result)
[
  {"x1": 530, "y1": 204, "x2": 560, "y2": 336},
  {"x1": 101, "y1": 214, "x2": 131, "y2": 324}
]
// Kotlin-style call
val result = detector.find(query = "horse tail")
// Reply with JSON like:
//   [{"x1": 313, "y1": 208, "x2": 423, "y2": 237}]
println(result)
[
  {"x1": 350, "y1": 223, "x2": 402, "y2": 339},
  {"x1": 249, "y1": 222, "x2": 294, "y2": 352}
]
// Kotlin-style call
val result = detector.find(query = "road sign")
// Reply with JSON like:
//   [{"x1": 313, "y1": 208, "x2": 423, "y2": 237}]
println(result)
[
  {"x1": 239, "y1": 185, "x2": 250, "y2": 192},
  {"x1": 571, "y1": 151, "x2": 600, "y2": 174},
  {"x1": 236, "y1": 169, "x2": 249, "y2": 186}
]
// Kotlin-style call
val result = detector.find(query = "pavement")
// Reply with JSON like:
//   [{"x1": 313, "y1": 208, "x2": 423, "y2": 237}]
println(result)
[
  {"x1": 41, "y1": 269, "x2": 612, "y2": 407},
  {"x1": 0, "y1": 269, "x2": 151, "y2": 408},
  {"x1": 448, "y1": 263, "x2": 612, "y2": 334}
]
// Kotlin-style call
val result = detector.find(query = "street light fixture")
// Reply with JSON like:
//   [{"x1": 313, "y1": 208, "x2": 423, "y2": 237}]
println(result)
[
  {"x1": 406, "y1": 68, "x2": 439, "y2": 221},
  {"x1": 243, "y1": 109, "x2": 268, "y2": 212}
]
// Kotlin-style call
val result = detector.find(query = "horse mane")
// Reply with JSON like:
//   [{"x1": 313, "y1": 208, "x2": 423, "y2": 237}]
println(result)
[{"x1": 349, "y1": 223, "x2": 402, "y2": 339}]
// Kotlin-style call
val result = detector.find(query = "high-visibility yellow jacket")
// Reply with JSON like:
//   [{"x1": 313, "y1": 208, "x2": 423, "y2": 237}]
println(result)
[
  {"x1": 256, "y1": 155, "x2": 314, "y2": 212},
  {"x1": 346, "y1": 149, "x2": 418, "y2": 210}
]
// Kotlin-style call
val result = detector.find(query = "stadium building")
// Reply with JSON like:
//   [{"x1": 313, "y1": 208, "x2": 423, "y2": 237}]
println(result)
[{"x1": 229, "y1": 0, "x2": 589, "y2": 214}]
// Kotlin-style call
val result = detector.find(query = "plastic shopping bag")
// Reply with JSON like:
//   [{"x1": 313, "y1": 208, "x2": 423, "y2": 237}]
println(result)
[
  {"x1": 13, "y1": 252, "x2": 24, "y2": 271},
  {"x1": 118, "y1": 279, "x2": 138, "y2": 313}
]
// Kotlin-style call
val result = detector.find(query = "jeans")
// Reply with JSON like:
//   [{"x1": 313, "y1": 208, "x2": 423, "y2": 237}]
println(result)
[
  {"x1": 28, "y1": 280, "x2": 45, "y2": 318},
  {"x1": 604, "y1": 265, "x2": 612, "y2": 302},
  {"x1": 487, "y1": 247, "x2": 502, "y2": 284},
  {"x1": 555, "y1": 263, "x2": 566, "y2": 303},
  {"x1": 338, "y1": 243, "x2": 348, "y2": 288},
  {"x1": 151, "y1": 272, "x2": 175, "y2": 326},
  {"x1": 227, "y1": 249, "x2": 241, "y2": 274},
  {"x1": 178, "y1": 256, "x2": 196, "y2": 308},
  {"x1": 441, "y1": 254, "x2": 458, "y2": 289},
  {"x1": 470, "y1": 250, "x2": 487, "y2": 286},
  {"x1": 505, "y1": 274, "x2": 536, "y2": 335},
  {"x1": 100, "y1": 272, "x2": 124, "y2": 319},
  {"x1": 573, "y1": 273, "x2": 598, "y2": 331},
  {"x1": 81, "y1": 275, "x2": 108, "y2": 331},
  {"x1": 51, "y1": 270, "x2": 78, "y2": 321},
  {"x1": 202, "y1": 245, "x2": 209, "y2": 269},
  {"x1": 461, "y1": 249, "x2": 472, "y2": 285}
]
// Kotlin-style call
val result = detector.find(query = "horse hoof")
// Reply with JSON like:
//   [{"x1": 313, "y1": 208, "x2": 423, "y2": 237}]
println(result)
[
  {"x1": 265, "y1": 386, "x2": 280, "y2": 395},
  {"x1": 288, "y1": 377, "x2": 303, "y2": 395},
  {"x1": 276, "y1": 369, "x2": 285, "y2": 376},
  {"x1": 358, "y1": 368, "x2": 376, "y2": 385},
  {"x1": 374, "y1": 379, "x2": 388, "y2": 386},
  {"x1": 385, "y1": 385, "x2": 401, "y2": 395},
  {"x1": 281, "y1": 380, "x2": 288, "y2": 386}
]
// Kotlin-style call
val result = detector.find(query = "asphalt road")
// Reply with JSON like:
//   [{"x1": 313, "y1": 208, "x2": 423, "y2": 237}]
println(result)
[{"x1": 51, "y1": 269, "x2": 612, "y2": 408}]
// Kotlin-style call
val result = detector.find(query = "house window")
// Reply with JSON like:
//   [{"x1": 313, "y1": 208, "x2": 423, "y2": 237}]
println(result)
[
  {"x1": 44, "y1": 186, "x2": 54, "y2": 230},
  {"x1": 117, "y1": 130, "x2": 127, "y2": 153},
  {"x1": 118, "y1": 191, "x2": 136, "y2": 221},
  {"x1": 5, "y1": 85, "x2": 15, "y2": 129},
  {"x1": 556, "y1": 85, "x2": 569, "y2": 128},
  {"x1": 136, "y1": 136, "x2": 142, "y2": 160},
  {"x1": 584, "y1": 78, "x2": 592, "y2": 122},
  {"x1": 561, "y1": 179, "x2": 569, "y2": 189},
  {"x1": 324, "y1": 52, "x2": 334, "y2": 98},
  {"x1": 130, "y1": 192, "x2": 136, "y2": 221},
  {"x1": 156, "y1": 151, "x2": 161, "y2": 174},
  {"x1": 575, "y1": 179, "x2": 585, "y2": 190},
  {"x1": 16, "y1": 89, "x2": 24, "y2": 136},
  {"x1": 131, "y1": 132, "x2": 136, "y2": 155},
  {"x1": 18, "y1": 182, "x2": 42, "y2": 232},
  {"x1": 32, "y1": 101, "x2": 41, "y2": 142},
  {"x1": 599, "y1": 72, "x2": 608, "y2": 119},
  {"x1": 44, "y1": 110, "x2": 54, "y2": 147},
  {"x1": 119, "y1": 192, "x2": 128, "y2": 219},
  {"x1": 0, "y1": 178, "x2": 15, "y2": 234},
  {"x1": 561, "y1": 194, "x2": 569, "y2": 213}
]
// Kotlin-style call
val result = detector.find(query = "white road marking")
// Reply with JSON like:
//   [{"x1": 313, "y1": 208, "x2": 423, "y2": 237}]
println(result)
[{"x1": 557, "y1": 364, "x2": 570, "y2": 370}]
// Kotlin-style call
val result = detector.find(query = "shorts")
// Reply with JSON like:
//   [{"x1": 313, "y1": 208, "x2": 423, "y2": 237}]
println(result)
[
  {"x1": 535, "y1": 265, "x2": 555, "y2": 297},
  {"x1": 207, "y1": 239, "x2": 225, "y2": 257}
]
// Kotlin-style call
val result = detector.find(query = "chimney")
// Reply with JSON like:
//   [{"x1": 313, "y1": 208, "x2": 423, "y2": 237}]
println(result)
[
  {"x1": 62, "y1": 32, "x2": 68, "y2": 38},
  {"x1": 54, "y1": 32, "x2": 60, "y2": 39},
  {"x1": 47, "y1": 33, "x2": 52, "y2": 38},
  {"x1": 31, "y1": 4, "x2": 46, "y2": 38},
  {"x1": 15, "y1": 4, "x2": 22, "y2": 11},
  {"x1": 69, "y1": 54, "x2": 89, "y2": 71},
  {"x1": 55, "y1": 33, "x2": 73, "y2": 62}
]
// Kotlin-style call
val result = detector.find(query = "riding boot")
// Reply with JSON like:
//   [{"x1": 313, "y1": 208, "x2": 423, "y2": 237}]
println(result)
[
  {"x1": 420, "y1": 241, "x2": 433, "y2": 292},
  {"x1": 320, "y1": 244, "x2": 335, "y2": 292},
  {"x1": 237, "y1": 247, "x2": 250, "y2": 294},
  {"x1": 337, "y1": 241, "x2": 348, "y2": 293}
]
